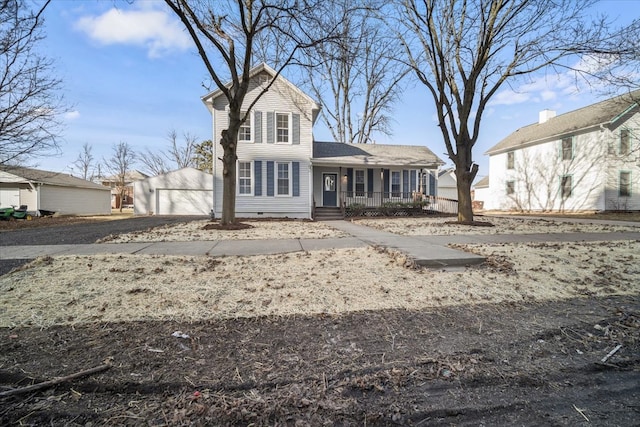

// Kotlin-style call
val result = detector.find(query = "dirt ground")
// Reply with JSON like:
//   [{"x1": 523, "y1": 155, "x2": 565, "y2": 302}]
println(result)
[
  {"x1": 0, "y1": 215, "x2": 639, "y2": 425},
  {"x1": 0, "y1": 296, "x2": 638, "y2": 426}
]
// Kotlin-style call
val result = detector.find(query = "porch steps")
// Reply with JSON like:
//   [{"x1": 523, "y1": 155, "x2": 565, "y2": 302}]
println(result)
[{"x1": 314, "y1": 207, "x2": 344, "y2": 220}]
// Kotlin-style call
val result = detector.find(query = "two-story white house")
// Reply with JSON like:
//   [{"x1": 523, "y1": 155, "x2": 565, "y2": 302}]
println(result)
[
  {"x1": 202, "y1": 63, "x2": 444, "y2": 219},
  {"x1": 483, "y1": 90, "x2": 640, "y2": 212}
]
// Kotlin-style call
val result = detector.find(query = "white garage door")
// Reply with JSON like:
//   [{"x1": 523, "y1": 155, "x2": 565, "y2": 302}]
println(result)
[
  {"x1": 0, "y1": 188, "x2": 20, "y2": 207},
  {"x1": 156, "y1": 189, "x2": 213, "y2": 215}
]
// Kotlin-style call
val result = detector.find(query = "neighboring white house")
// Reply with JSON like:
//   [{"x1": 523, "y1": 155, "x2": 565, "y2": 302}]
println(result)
[
  {"x1": 437, "y1": 168, "x2": 457, "y2": 199},
  {"x1": 0, "y1": 165, "x2": 111, "y2": 215},
  {"x1": 134, "y1": 167, "x2": 214, "y2": 215},
  {"x1": 473, "y1": 175, "x2": 489, "y2": 210},
  {"x1": 484, "y1": 90, "x2": 640, "y2": 212},
  {"x1": 202, "y1": 63, "x2": 444, "y2": 219}
]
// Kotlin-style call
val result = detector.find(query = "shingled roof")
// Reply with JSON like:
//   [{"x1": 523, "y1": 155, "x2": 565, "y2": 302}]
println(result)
[
  {"x1": 485, "y1": 90, "x2": 640, "y2": 155},
  {"x1": 312, "y1": 142, "x2": 444, "y2": 168},
  {"x1": 0, "y1": 165, "x2": 109, "y2": 190}
]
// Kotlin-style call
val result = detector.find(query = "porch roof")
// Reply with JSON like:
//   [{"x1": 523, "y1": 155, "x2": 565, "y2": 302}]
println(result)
[{"x1": 312, "y1": 142, "x2": 444, "y2": 168}]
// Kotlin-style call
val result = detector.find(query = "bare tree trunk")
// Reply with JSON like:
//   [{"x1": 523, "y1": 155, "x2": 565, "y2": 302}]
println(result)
[{"x1": 220, "y1": 127, "x2": 239, "y2": 225}]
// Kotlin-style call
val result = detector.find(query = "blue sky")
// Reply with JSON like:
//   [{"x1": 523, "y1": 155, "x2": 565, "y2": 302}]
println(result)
[{"x1": 38, "y1": 0, "x2": 637, "y2": 181}]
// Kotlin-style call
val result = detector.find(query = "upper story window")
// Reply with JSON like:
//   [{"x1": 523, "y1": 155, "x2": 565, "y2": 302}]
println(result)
[
  {"x1": 620, "y1": 129, "x2": 631, "y2": 156},
  {"x1": 561, "y1": 137, "x2": 573, "y2": 161},
  {"x1": 506, "y1": 151, "x2": 515, "y2": 169},
  {"x1": 276, "y1": 113, "x2": 290, "y2": 143},
  {"x1": 238, "y1": 112, "x2": 252, "y2": 143}
]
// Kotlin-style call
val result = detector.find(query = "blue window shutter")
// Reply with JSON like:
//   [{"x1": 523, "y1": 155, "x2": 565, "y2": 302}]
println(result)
[
  {"x1": 402, "y1": 170, "x2": 409, "y2": 197},
  {"x1": 266, "y1": 112, "x2": 274, "y2": 144},
  {"x1": 367, "y1": 168, "x2": 374, "y2": 197},
  {"x1": 292, "y1": 114, "x2": 300, "y2": 144},
  {"x1": 254, "y1": 161, "x2": 262, "y2": 196},
  {"x1": 292, "y1": 162, "x2": 300, "y2": 196},
  {"x1": 383, "y1": 169, "x2": 390, "y2": 196},
  {"x1": 346, "y1": 168, "x2": 353, "y2": 196},
  {"x1": 410, "y1": 170, "x2": 417, "y2": 192},
  {"x1": 266, "y1": 161, "x2": 274, "y2": 196},
  {"x1": 429, "y1": 172, "x2": 436, "y2": 196},
  {"x1": 254, "y1": 111, "x2": 262, "y2": 143}
]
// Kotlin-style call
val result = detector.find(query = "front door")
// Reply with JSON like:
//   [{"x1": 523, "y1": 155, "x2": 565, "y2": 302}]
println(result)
[{"x1": 322, "y1": 173, "x2": 337, "y2": 207}]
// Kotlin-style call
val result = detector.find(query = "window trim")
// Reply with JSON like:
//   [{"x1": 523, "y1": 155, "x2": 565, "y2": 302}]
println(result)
[
  {"x1": 275, "y1": 112, "x2": 292, "y2": 144},
  {"x1": 237, "y1": 161, "x2": 253, "y2": 196},
  {"x1": 238, "y1": 111, "x2": 253, "y2": 143},
  {"x1": 619, "y1": 170, "x2": 632, "y2": 197},
  {"x1": 275, "y1": 161, "x2": 292, "y2": 197}
]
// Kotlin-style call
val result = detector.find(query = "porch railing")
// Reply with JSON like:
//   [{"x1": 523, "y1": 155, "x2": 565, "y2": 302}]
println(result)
[{"x1": 340, "y1": 191, "x2": 458, "y2": 215}]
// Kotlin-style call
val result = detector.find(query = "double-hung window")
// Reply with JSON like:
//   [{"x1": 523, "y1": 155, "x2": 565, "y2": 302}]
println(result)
[
  {"x1": 620, "y1": 129, "x2": 630, "y2": 156},
  {"x1": 620, "y1": 171, "x2": 631, "y2": 197},
  {"x1": 238, "y1": 161, "x2": 252, "y2": 195},
  {"x1": 561, "y1": 137, "x2": 573, "y2": 161},
  {"x1": 506, "y1": 180, "x2": 515, "y2": 195},
  {"x1": 276, "y1": 162, "x2": 290, "y2": 196},
  {"x1": 355, "y1": 170, "x2": 365, "y2": 196},
  {"x1": 391, "y1": 171, "x2": 401, "y2": 197},
  {"x1": 238, "y1": 112, "x2": 252, "y2": 143},
  {"x1": 561, "y1": 175, "x2": 572, "y2": 198},
  {"x1": 276, "y1": 113, "x2": 290, "y2": 143},
  {"x1": 507, "y1": 151, "x2": 515, "y2": 169}
]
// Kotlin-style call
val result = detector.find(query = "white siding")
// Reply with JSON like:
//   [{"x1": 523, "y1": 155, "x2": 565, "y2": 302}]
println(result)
[
  {"x1": 39, "y1": 185, "x2": 111, "y2": 215},
  {"x1": 0, "y1": 187, "x2": 20, "y2": 207},
  {"x1": 486, "y1": 113, "x2": 640, "y2": 212},
  {"x1": 134, "y1": 168, "x2": 214, "y2": 215},
  {"x1": 211, "y1": 72, "x2": 315, "y2": 219}
]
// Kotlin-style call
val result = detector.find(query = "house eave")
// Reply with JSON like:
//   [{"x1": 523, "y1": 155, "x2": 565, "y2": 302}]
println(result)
[
  {"x1": 485, "y1": 122, "x2": 605, "y2": 156},
  {"x1": 311, "y1": 157, "x2": 442, "y2": 169}
]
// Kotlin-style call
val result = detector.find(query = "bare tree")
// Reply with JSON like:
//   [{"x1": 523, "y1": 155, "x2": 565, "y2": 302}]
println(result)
[
  {"x1": 167, "y1": 130, "x2": 197, "y2": 168},
  {"x1": 105, "y1": 142, "x2": 136, "y2": 213},
  {"x1": 139, "y1": 130, "x2": 198, "y2": 175},
  {"x1": 392, "y1": 0, "x2": 637, "y2": 223},
  {"x1": 165, "y1": 0, "x2": 337, "y2": 225},
  {"x1": 70, "y1": 142, "x2": 95, "y2": 181},
  {"x1": 303, "y1": 1, "x2": 409, "y2": 144},
  {"x1": 192, "y1": 139, "x2": 212, "y2": 173},
  {"x1": 0, "y1": 0, "x2": 67, "y2": 165}
]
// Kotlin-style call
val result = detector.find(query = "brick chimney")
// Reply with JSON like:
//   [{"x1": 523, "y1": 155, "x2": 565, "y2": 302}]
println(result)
[{"x1": 539, "y1": 109, "x2": 556, "y2": 124}]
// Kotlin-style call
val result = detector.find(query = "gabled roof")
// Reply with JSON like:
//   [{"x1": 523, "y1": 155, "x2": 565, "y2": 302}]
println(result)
[
  {"x1": 0, "y1": 165, "x2": 109, "y2": 190},
  {"x1": 486, "y1": 90, "x2": 640, "y2": 155},
  {"x1": 102, "y1": 170, "x2": 149, "y2": 183},
  {"x1": 474, "y1": 176, "x2": 489, "y2": 188},
  {"x1": 201, "y1": 63, "x2": 321, "y2": 111},
  {"x1": 312, "y1": 142, "x2": 444, "y2": 168}
]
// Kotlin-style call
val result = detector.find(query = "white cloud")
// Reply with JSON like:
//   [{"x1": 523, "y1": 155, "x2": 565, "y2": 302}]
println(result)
[
  {"x1": 490, "y1": 89, "x2": 531, "y2": 106},
  {"x1": 64, "y1": 110, "x2": 80, "y2": 120},
  {"x1": 75, "y1": 5, "x2": 191, "y2": 58}
]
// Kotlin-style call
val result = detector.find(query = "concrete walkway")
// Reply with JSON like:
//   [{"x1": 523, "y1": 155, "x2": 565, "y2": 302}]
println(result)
[{"x1": 3, "y1": 219, "x2": 640, "y2": 268}]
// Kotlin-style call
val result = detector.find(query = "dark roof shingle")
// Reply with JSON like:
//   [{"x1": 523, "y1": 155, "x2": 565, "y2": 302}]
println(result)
[{"x1": 312, "y1": 142, "x2": 444, "y2": 167}]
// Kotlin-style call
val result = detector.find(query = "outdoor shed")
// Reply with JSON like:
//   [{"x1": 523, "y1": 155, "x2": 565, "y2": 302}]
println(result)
[
  {"x1": 0, "y1": 165, "x2": 111, "y2": 215},
  {"x1": 134, "y1": 167, "x2": 214, "y2": 215}
]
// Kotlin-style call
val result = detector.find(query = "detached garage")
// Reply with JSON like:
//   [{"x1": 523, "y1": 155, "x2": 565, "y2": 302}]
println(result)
[
  {"x1": 0, "y1": 165, "x2": 111, "y2": 215},
  {"x1": 134, "y1": 168, "x2": 214, "y2": 215}
]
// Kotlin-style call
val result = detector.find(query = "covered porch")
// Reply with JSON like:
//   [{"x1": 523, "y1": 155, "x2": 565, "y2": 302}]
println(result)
[{"x1": 311, "y1": 142, "x2": 447, "y2": 218}]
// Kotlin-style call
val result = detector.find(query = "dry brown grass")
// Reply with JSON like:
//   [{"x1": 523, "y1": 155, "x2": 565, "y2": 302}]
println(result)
[{"x1": 2, "y1": 241, "x2": 638, "y2": 328}]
